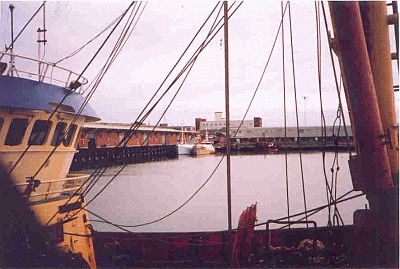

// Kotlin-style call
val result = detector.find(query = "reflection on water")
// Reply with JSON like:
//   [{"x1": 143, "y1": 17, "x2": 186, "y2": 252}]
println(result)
[{"x1": 84, "y1": 152, "x2": 366, "y2": 232}]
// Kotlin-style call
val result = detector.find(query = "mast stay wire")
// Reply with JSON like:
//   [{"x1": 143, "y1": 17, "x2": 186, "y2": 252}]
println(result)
[
  {"x1": 47, "y1": 4, "x2": 231, "y2": 224},
  {"x1": 31, "y1": 2, "x2": 141, "y2": 180},
  {"x1": 281, "y1": 1, "x2": 290, "y2": 228},
  {"x1": 115, "y1": 2, "x2": 239, "y2": 151},
  {"x1": 88, "y1": 2, "x2": 352, "y2": 231},
  {"x1": 66, "y1": 191, "x2": 364, "y2": 238},
  {"x1": 275, "y1": 190, "x2": 361, "y2": 229},
  {"x1": 43, "y1": 2, "x2": 146, "y2": 225},
  {"x1": 315, "y1": 1, "x2": 332, "y2": 226},
  {"x1": 72, "y1": 2, "x2": 240, "y2": 204},
  {"x1": 320, "y1": 2, "x2": 351, "y2": 156},
  {"x1": 287, "y1": 1, "x2": 308, "y2": 226},
  {"x1": 63, "y1": 3, "x2": 231, "y2": 199},
  {"x1": 55, "y1": 3, "x2": 144, "y2": 202},
  {"x1": 55, "y1": 14, "x2": 124, "y2": 64},
  {"x1": 85, "y1": 2, "x2": 290, "y2": 230},
  {"x1": 320, "y1": 1, "x2": 353, "y2": 225},
  {"x1": 331, "y1": 76, "x2": 345, "y2": 226},
  {"x1": 60, "y1": 2, "x2": 230, "y2": 223},
  {"x1": 315, "y1": 2, "x2": 345, "y2": 226},
  {"x1": 108, "y1": 2, "x2": 222, "y2": 145},
  {"x1": 88, "y1": 189, "x2": 364, "y2": 232},
  {"x1": 44, "y1": 1, "x2": 229, "y2": 226},
  {"x1": 7, "y1": 1, "x2": 138, "y2": 176}
]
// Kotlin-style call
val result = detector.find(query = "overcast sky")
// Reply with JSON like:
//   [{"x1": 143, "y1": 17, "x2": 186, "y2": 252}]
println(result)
[{"x1": 1, "y1": 1, "x2": 398, "y2": 127}]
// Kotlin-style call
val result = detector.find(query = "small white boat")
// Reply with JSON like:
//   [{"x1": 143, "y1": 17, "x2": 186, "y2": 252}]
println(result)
[
  {"x1": 177, "y1": 126, "x2": 194, "y2": 155},
  {"x1": 178, "y1": 143, "x2": 194, "y2": 155},
  {"x1": 192, "y1": 141, "x2": 215, "y2": 155},
  {"x1": 192, "y1": 130, "x2": 215, "y2": 156}
]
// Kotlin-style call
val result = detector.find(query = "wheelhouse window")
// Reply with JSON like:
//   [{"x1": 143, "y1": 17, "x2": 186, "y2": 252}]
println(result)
[
  {"x1": 63, "y1": 124, "x2": 77, "y2": 147},
  {"x1": 0, "y1": 117, "x2": 3, "y2": 132},
  {"x1": 51, "y1": 122, "x2": 67, "y2": 146},
  {"x1": 28, "y1": 120, "x2": 52, "y2": 145},
  {"x1": 5, "y1": 118, "x2": 29, "y2": 146}
]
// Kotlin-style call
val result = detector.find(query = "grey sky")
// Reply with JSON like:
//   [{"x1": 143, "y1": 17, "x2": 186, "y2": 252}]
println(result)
[{"x1": 1, "y1": 1, "x2": 398, "y2": 127}]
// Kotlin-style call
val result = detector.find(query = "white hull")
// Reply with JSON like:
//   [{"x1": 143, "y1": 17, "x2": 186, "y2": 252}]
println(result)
[{"x1": 178, "y1": 144, "x2": 194, "y2": 155}]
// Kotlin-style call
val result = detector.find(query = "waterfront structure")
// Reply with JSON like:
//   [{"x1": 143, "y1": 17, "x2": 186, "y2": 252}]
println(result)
[
  {"x1": 195, "y1": 117, "x2": 206, "y2": 131},
  {"x1": 227, "y1": 125, "x2": 352, "y2": 141},
  {"x1": 197, "y1": 112, "x2": 262, "y2": 131},
  {"x1": 72, "y1": 122, "x2": 183, "y2": 169},
  {"x1": 78, "y1": 122, "x2": 180, "y2": 148},
  {"x1": 212, "y1": 126, "x2": 353, "y2": 152}
]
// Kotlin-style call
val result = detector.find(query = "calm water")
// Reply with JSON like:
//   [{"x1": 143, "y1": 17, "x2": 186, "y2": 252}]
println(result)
[{"x1": 84, "y1": 152, "x2": 366, "y2": 232}]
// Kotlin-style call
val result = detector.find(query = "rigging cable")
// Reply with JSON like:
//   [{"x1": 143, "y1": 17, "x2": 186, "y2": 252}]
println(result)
[
  {"x1": 281, "y1": 1, "x2": 290, "y2": 227},
  {"x1": 315, "y1": 1, "x2": 332, "y2": 226},
  {"x1": 113, "y1": 2, "x2": 222, "y2": 144},
  {"x1": 44, "y1": 2, "x2": 146, "y2": 225},
  {"x1": 287, "y1": 1, "x2": 308, "y2": 226},
  {"x1": 321, "y1": 0, "x2": 353, "y2": 226},
  {"x1": 55, "y1": 14, "x2": 124, "y2": 64},
  {"x1": 272, "y1": 189, "x2": 354, "y2": 224},
  {"x1": 75, "y1": 2, "x2": 242, "y2": 205},
  {"x1": 315, "y1": 2, "x2": 344, "y2": 226},
  {"x1": 31, "y1": 1, "x2": 140, "y2": 180},
  {"x1": 331, "y1": 76, "x2": 345, "y2": 226},
  {"x1": 40, "y1": 2, "x2": 144, "y2": 225},
  {"x1": 275, "y1": 191, "x2": 362, "y2": 229},
  {"x1": 116, "y1": 2, "x2": 240, "y2": 150},
  {"x1": 44, "y1": 2, "x2": 229, "y2": 226},
  {"x1": 85, "y1": 2, "x2": 291, "y2": 230},
  {"x1": 321, "y1": 2, "x2": 351, "y2": 157},
  {"x1": 61, "y1": 2, "x2": 229, "y2": 223}
]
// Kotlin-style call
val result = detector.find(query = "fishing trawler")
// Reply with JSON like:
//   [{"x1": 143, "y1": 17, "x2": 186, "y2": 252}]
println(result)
[
  {"x1": 177, "y1": 126, "x2": 194, "y2": 155},
  {"x1": 192, "y1": 129, "x2": 215, "y2": 156},
  {"x1": 0, "y1": 3, "x2": 99, "y2": 267},
  {"x1": 0, "y1": 55, "x2": 98, "y2": 267}
]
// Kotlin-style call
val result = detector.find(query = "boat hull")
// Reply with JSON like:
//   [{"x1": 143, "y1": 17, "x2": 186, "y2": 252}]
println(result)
[
  {"x1": 93, "y1": 225, "x2": 375, "y2": 268},
  {"x1": 177, "y1": 144, "x2": 194, "y2": 155},
  {"x1": 31, "y1": 195, "x2": 97, "y2": 268},
  {"x1": 192, "y1": 144, "x2": 215, "y2": 155}
]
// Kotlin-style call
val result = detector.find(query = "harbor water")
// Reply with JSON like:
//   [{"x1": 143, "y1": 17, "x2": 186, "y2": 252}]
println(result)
[{"x1": 85, "y1": 152, "x2": 366, "y2": 233}]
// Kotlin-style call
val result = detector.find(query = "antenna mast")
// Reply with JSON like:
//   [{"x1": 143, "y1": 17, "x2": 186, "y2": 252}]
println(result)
[
  {"x1": 37, "y1": 1, "x2": 47, "y2": 81},
  {"x1": 9, "y1": 4, "x2": 15, "y2": 76}
]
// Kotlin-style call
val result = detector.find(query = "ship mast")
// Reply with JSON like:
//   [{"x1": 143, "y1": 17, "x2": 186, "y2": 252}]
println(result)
[{"x1": 223, "y1": 1, "x2": 232, "y2": 231}]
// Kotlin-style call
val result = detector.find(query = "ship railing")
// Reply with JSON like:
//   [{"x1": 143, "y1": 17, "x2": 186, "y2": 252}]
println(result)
[
  {"x1": 265, "y1": 219, "x2": 317, "y2": 251},
  {"x1": 0, "y1": 51, "x2": 88, "y2": 94},
  {"x1": 15, "y1": 173, "x2": 90, "y2": 200}
]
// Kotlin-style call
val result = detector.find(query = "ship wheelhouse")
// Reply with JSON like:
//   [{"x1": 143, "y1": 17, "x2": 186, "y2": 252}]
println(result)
[{"x1": 0, "y1": 51, "x2": 99, "y2": 268}]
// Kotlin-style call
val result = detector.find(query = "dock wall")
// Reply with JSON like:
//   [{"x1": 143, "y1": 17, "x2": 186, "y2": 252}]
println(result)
[
  {"x1": 71, "y1": 145, "x2": 178, "y2": 170},
  {"x1": 71, "y1": 123, "x2": 184, "y2": 170}
]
